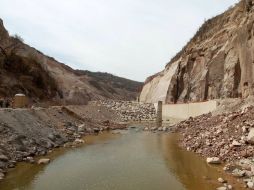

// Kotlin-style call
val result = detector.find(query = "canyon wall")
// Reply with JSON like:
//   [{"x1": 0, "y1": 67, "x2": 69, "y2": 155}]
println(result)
[{"x1": 140, "y1": 0, "x2": 254, "y2": 104}]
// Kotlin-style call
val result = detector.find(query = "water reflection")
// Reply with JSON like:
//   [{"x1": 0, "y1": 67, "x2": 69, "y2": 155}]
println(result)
[
  {"x1": 157, "y1": 133, "x2": 243, "y2": 190},
  {"x1": 0, "y1": 131, "x2": 243, "y2": 190}
]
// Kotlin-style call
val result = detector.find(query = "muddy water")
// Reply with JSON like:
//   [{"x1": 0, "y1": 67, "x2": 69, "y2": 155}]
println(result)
[{"x1": 0, "y1": 129, "x2": 242, "y2": 190}]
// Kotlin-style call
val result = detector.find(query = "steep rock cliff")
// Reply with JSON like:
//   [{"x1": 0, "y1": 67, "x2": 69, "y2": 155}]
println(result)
[{"x1": 140, "y1": 0, "x2": 254, "y2": 103}]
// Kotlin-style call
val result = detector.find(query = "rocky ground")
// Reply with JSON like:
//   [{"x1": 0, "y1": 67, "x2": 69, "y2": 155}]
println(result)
[
  {"x1": 0, "y1": 103, "x2": 127, "y2": 181},
  {"x1": 95, "y1": 100, "x2": 156, "y2": 122},
  {"x1": 4, "y1": 98, "x2": 254, "y2": 189},
  {"x1": 172, "y1": 105, "x2": 254, "y2": 189},
  {"x1": 0, "y1": 100, "x2": 156, "y2": 181}
]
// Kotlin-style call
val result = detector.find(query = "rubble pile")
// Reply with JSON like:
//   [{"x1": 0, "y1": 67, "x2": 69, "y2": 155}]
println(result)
[
  {"x1": 0, "y1": 106, "x2": 126, "y2": 181},
  {"x1": 175, "y1": 106, "x2": 254, "y2": 161},
  {"x1": 174, "y1": 106, "x2": 254, "y2": 189},
  {"x1": 97, "y1": 100, "x2": 156, "y2": 122}
]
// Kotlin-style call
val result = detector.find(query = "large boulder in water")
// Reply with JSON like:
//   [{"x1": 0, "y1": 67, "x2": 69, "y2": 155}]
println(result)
[
  {"x1": 206, "y1": 157, "x2": 221, "y2": 164},
  {"x1": 37, "y1": 158, "x2": 50, "y2": 165}
]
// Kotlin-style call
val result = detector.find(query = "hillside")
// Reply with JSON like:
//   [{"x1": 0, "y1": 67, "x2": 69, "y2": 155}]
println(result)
[
  {"x1": 140, "y1": 0, "x2": 254, "y2": 103},
  {"x1": 74, "y1": 70, "x2": 143, "y2": 100},
  {"x1": 0, "y1": 19, "x2": 142, "y2": 105}
]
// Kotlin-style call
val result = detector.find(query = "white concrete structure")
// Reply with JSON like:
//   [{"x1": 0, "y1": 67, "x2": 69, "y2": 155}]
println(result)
[
  {"x1": 140, "y1": 61, "x2": 179, "y2": 103},
  {"x1": 154, "y1": 100, "x2": 218, "y2": 120}
]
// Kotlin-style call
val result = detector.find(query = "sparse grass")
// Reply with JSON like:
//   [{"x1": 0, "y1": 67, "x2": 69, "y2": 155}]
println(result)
[{"x1": 77, "y1": 70, "x2": 143, "y2": 92}]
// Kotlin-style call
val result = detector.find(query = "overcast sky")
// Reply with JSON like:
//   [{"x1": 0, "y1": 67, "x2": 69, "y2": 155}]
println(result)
[{"x1": 0, "y1": 0, "x2": 238, "y2": 81}]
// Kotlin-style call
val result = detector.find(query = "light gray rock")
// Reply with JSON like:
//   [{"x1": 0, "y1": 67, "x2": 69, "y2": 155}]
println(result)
[
  {"x1": 247, "y1": 128, "x2": 254, "y2": 144},
  {"x1": 74, "y1": 139, "x2": 85, "y2": 144},
  {"x1": 232, "y1": 168, "x2": 245, "y2": 177},
  {"x1": 37, "y1": 158, "x2": 50, "y2": 165},
  {"x1": 48, "y1": 133, "x2": 55, "y2": 141},
  {"x1": 0, "y1": 172, "x2": 4, "y2": 178},
  {"x1": 0, "y1": 172, "x2": 4, "y2": 180},
  {"x1": 218, "y1": 177, "x2": 226, "y2": 183},
  {"x1": 232, "y1": 140, "x2": 241, "y2": 146},
  {"x1": 206, "y1": 157, "x2": 221, "y2": 164},
  {"x1": 216, "y1": 187, "x2": 227, "y2": 190},
  {"x1": 78, "y1": 124, "x2": 85, "y2": 133},
  {"x1": 26, "y1": 157, "x2": 35, "y2": 163},
  {"x1": 223, "y1": 165, "x2": 230, "y2": 171},
  {"x1": 247, "y1": 181, "x2": 254, "y2": 189}
]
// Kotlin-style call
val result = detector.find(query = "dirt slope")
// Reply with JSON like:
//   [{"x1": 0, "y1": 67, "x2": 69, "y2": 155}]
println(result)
[{"x1": 0, "y1": 19, "x2": 142, "y2": 105}]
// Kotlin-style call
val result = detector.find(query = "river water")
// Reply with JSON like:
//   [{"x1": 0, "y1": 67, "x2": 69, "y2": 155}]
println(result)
[{"x1": 0, "y1": 128, "x2": 242, "y2": 190}]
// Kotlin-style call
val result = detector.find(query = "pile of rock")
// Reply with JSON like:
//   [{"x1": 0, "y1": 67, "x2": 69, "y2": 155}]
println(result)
[
  {"x1": 0, "y1": 107, "x2": 127, "y2": 181},
  {"x1": 97, "y1": 100, "x2": 156, "y2": 122},
  {"x1": 216, "y1": 177, "x2": 233, "y2": 190},
  {"x1": 0, "y1": 122, "x2": 66, "y2": 180},
  {"x1": 173, "y1": 106, "x2": 254, "y2": 189},
  {"x1": 174, "y1": 106, "x2": 254, "y2": 162},
  {"x1": 221, "y1": 158, "x2": 254, "y2": 189}
]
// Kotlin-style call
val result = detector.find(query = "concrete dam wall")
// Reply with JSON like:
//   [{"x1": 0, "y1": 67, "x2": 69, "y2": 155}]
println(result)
[{"x1": 154, "y1": 100, "x2": 218, "y2": 120}]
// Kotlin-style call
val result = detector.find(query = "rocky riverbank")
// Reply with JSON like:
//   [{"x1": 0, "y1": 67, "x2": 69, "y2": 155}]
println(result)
[
  {"x1": 172, "y1": 106, "x2": 254, "y2": 189},
  {"x1": 0, "y1": 103, "x2": 126, "y2": 181}
]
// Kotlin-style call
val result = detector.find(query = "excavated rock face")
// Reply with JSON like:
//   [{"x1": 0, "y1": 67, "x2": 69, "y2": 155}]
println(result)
[{"x1": 140, "y1": 0, "x2": 254, "y2": 103}]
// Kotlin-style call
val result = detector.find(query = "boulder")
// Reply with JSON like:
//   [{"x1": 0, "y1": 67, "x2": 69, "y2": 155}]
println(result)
[
  {"x1": 74, "y1": 139, "x2": 85, "y2": 144},
  {"x1": 206, "y1": 157, "x2": 221, "y2": 164},
  {"x1": 247, "y1": 128, "x2": 254, "y2": 144},
  {"x1": 37, "y1": 158, "x2": 50, "y2": 165},
  {"x1": 218, "y1": 178, "x2": 226, "y2": 183},
  {"x1": 232, "y1": 140, "x2": 241, "y2": 146},
  {"x1": 0, "y1": 172, "x2": 4, "y2": 180},
  {"x1": 0, "y1": 155, "x2": 8, "y2": 162},
  {"x1": 232, "y1": 168, "x2": 245, "y2": 177},
  {"x1": 247, "y1": 181, "x2": 254, "y2": 189},
  {"x1": 26, "y1": 157, "x2": 35, "y2": 163},
  {"x1": 78, "y1": 124, "x2": 85, "y2": 133},
  {"x1": 216, "y1": 187, "x2": 227, "y2": 190},
  {"x1": 0, "y1": 172, "x2": 4, "y2": 178},
  {"x1": 48, "y1": 133, "x2": 55, "y2": 141},
  {"x1": 242, "y1": 126, "x2": 248, "y2": 133}
]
